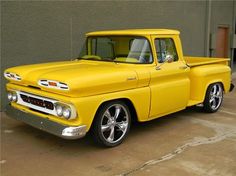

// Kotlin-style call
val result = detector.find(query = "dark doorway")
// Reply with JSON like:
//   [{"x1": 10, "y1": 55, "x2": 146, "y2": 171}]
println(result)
[
  {"x1": 216, "y1": 27, "x2": 229, "y2": 58},
  {"x1": 234, "y1": 21, "x2": 236, "y2": 64},
  {"x1": 234, "y1": 49, "x2": 236, "y2": 63},
  {"x1": 233, "y1": 49, "x2": 236, "y2": 72},
  {"x1": 234, "y1": 21, "x2": 236, "y2": 71}
]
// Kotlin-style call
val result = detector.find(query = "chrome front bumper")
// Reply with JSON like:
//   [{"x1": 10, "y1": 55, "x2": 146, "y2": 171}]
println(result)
[{"x1": 5, "y1": 105, "x2": 87, "y2": 139}]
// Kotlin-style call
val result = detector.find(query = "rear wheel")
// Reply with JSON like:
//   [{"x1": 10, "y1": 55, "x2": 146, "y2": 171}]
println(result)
[
  {"x1": 203, "y1": 83, "x2": 223, "y2": 113},
  {"x1": 91, "y1": 101, "x2": 131, "y2": 147}
]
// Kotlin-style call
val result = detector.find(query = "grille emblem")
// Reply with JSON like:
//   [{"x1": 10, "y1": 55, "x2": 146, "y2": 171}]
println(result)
[{"x1": 20, "y1": 94, "x2": 54, "y2": 110}]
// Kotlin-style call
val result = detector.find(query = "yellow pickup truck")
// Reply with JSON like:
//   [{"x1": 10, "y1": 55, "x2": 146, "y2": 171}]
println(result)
[{"x1": 4, "y1": 29, "x2": 234, "y2": 147}]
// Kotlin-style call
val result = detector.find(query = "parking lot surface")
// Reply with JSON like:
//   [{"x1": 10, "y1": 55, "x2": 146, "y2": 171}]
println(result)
[{"x1": 1, "y1": 77, "x2": 236, "y2": 176}]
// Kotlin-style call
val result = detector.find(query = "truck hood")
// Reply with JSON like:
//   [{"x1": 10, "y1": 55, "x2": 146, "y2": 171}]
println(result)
[{"x1": 5, "y1": 60, "x2": 138, "y2": 97}]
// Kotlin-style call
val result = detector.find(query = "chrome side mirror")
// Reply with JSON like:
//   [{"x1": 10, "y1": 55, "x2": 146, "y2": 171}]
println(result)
[
  {"x1": 165, "y1": 54, "x2": 174, "y2": 63},
  {"x1": 156, "y1": 54, "x2": 174, "y2": 70}
]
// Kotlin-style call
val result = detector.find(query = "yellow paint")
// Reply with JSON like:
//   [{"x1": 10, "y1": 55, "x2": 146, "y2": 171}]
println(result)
[{"x1": 4, "y1": 29, "x2": 232, "y2": 131}]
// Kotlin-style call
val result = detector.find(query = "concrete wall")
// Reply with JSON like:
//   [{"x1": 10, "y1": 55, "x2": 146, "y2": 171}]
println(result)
[{"x1": 0, "y1": 1, "x2": 234, "y2": 111}]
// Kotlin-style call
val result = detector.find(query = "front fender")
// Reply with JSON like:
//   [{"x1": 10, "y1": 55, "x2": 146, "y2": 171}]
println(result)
[{"x1": 73, "y1": 87, "x2": 151, "y2": 131}]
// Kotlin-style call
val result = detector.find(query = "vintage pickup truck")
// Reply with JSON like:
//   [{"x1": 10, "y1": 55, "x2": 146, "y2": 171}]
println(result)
[{"x1": 4, "y1": 29, "x2": 234, "y2": 147}]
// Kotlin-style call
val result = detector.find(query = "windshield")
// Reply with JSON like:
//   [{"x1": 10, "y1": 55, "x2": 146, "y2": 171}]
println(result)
[{"x1": 78, "y1": 36, "x2": 153, "y2": 64}]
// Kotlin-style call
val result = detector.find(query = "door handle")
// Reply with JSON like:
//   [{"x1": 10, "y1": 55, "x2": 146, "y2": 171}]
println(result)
[
  {"x1": 127, "y1": 77, "x2": 137, "y2": 81},
  {"x1": 179, "y1": 65, "x2": 188, "y2": 70}
]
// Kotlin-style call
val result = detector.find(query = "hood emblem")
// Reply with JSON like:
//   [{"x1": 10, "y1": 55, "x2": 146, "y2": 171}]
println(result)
[
  {"x1": 4, "y1": 72, "x2": 21, "y2": 81},
  {"x1": 38, "y1": 80, "x2": 69, "y2": 90},
  {"x1": 48, "y1": 81, "x2": 57, "y2": 87}
]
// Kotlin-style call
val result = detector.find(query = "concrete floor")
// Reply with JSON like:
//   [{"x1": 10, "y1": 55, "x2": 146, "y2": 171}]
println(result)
[{"x1": 1, "y1": 78, "x2": 236, "y2": 176}]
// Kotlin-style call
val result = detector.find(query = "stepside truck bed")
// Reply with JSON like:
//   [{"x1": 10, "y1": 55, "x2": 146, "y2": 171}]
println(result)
[{"x1": 184, "y1": 56, "x2": 230, "y2": 67}]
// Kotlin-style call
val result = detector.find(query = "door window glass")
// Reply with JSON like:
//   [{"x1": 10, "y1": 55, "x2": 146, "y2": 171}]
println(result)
[{"x1": 154, "y1": 38, "x2": 178, "y2": 63}]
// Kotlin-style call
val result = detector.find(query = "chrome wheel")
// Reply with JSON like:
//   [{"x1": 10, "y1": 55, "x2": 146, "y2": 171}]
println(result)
[
  {"x1": 209, "y1": 84, "x2": 223, "y2": 110},
  {"x1": 203, "y1": 83, "x2": 223, "y2": 113},
  {"x1": 100, "y1": 104, "x2": 129, "y2": 144}
]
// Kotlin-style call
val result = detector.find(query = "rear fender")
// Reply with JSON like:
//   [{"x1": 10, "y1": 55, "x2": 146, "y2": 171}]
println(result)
[{"x1": 189, "y1": 64, "x2": 231, "y2": 103}]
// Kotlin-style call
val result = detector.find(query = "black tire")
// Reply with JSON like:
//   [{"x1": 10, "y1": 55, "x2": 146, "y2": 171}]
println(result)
[
  {"x1": 203, "y1": 83, "x2": 223, "y2": 113},
  {"x1": 91, "y1": 100, "x2": 131, "y2": 147}
]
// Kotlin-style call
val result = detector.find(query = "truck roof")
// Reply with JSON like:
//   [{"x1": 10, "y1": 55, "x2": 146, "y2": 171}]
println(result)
[{"x1": 86, "y1": 29, "x2": 180, "y2": 36}]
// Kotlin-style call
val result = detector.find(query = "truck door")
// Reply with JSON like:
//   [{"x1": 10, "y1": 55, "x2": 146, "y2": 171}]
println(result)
[{"x1": 149, "y1": 35, "x2": 190, "y2": 119}]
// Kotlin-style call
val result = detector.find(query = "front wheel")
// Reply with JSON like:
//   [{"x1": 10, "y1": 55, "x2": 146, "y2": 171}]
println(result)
[
  {"x1": 203, "y1": 83, "x2": 223, "y2": 113},
  {"x1": 91, "y1": 101, "x2": 131, "y2": 147}
]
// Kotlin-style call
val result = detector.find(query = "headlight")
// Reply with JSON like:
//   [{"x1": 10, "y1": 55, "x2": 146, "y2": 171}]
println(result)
[
  {"x1": 55, "y1": 104, "x2": 63, "y2": 116},
  {"x1": 12, "y1": 93, "x2": 18, "y2": 102},
  {"x1": 54, "y1": 103, "x2": 73, "y2": 119},
  {"x1": 7, "y1": 92, "x2": 13, "y2": 101},
  {"x1": 62, "y1": 107, "x2": 71, "y2": 119},
  {"x1": 7, "y1": 91, "x2": 18, "y2": 102}
]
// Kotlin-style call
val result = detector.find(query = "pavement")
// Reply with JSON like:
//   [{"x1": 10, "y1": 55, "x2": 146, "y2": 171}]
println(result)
[{"x1": 1, "y1": 77, "x2": 236, "y2": 176}]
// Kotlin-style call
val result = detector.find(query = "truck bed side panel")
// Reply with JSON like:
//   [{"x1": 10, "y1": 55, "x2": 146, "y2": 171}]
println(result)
[{"x1": 188, "y1": 64, "x2": 231, "y2": 105}]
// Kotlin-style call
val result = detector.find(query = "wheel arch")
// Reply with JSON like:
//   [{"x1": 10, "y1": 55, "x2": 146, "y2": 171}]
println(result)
[
  {"x1": 89, "y1": 98, "x2": 138, "y2": 131},
  {"x1": 203, "y1": 80, "x2": 225, "y2": 100},
  {"x1": 206, "y1": 80, "x2": 225, "y2": 91}
]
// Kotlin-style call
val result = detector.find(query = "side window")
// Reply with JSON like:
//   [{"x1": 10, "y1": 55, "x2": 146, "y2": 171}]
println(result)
[{"x1": 154, "y1": 38, "x2": 178, "y2": 63}]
